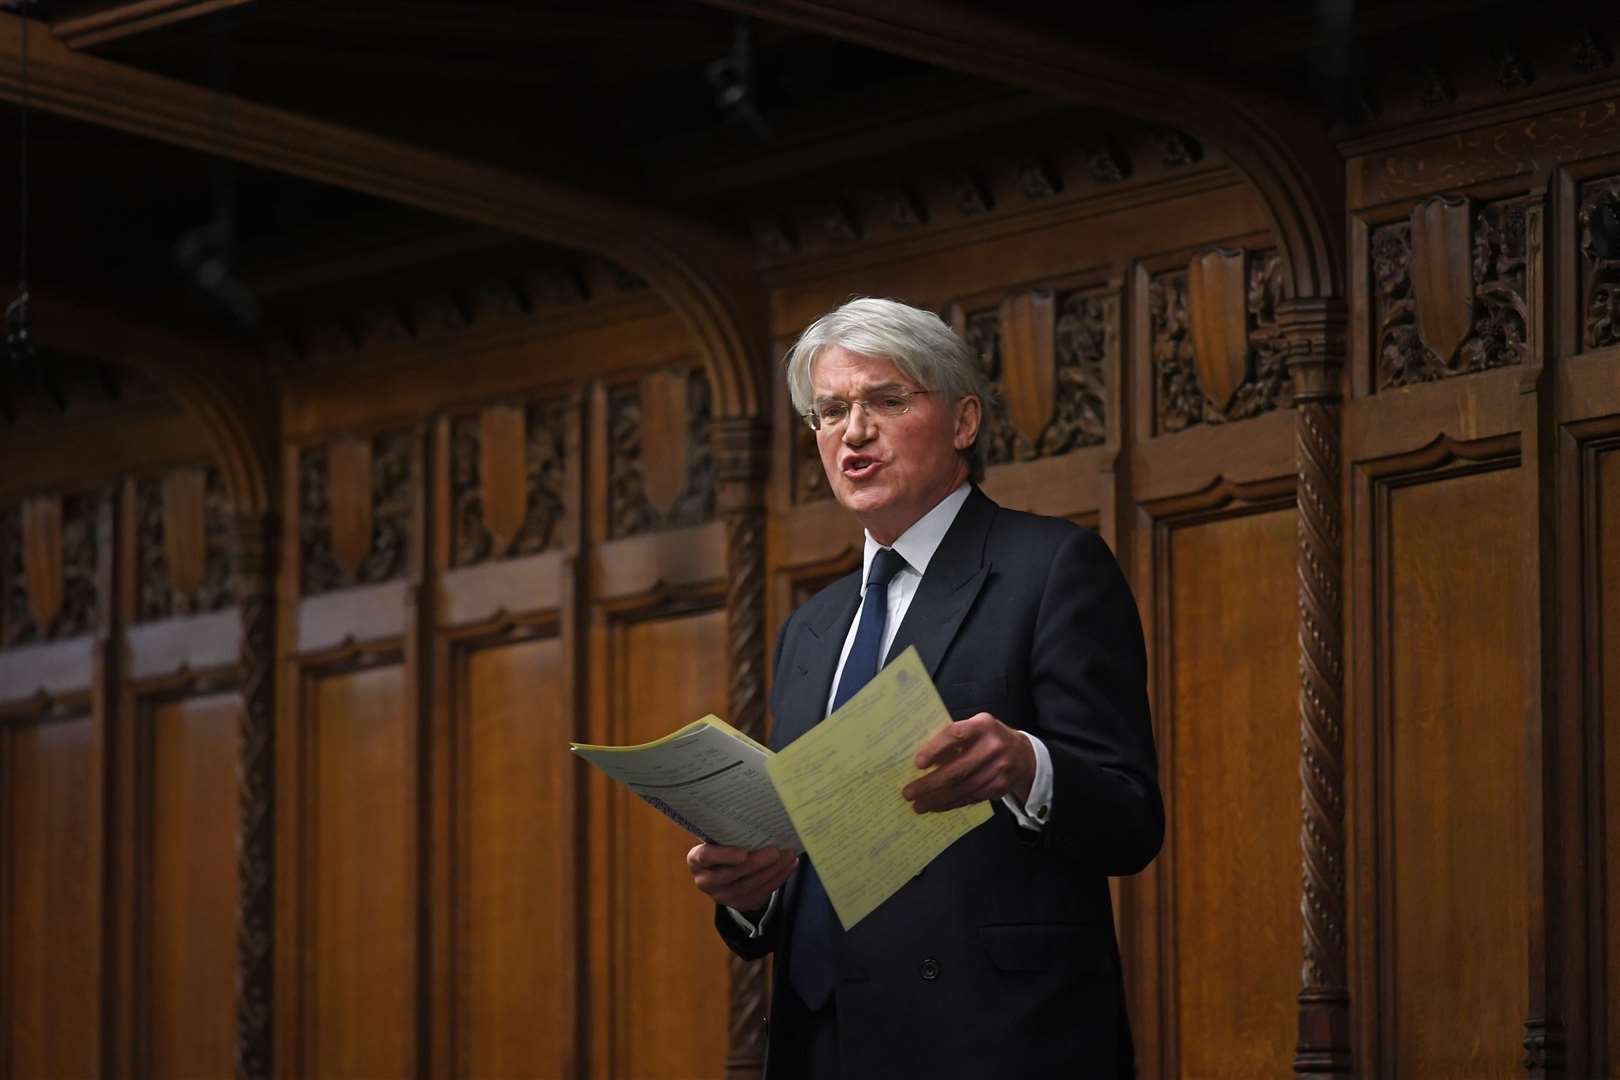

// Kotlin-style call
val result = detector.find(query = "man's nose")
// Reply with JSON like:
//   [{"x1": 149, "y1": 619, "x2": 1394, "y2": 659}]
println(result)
[{"x1": 842, "y1": 402, "x2": 876, "y2": 443}]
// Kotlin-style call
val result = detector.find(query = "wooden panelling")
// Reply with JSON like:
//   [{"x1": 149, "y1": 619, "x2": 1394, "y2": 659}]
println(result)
[
  {"x1": 1599, "y1": 444, "x2": 1620, "y2": 1079},
  {"x1": 2, "y1": 716, "x2": 96, "y2": 1080},
  {"x1": 591, "y1": 607, "x2": 731, "y2": 1080},
  {"x1": 457, "y1": 634, "x2": 575, "y2": 1080},
  {"x1": 301, "y1": 663, "x2": 418, "y2": 1078},
  {"x1": 144, "y1": 691, "x2": 242, "y2": 1080},
  {"x1": 1165, "y1": 506, "x2": 1300, "y2": 1077},
  {"x1": 1382, "y1": 465, "x2": 1527, "y2": 1077}
]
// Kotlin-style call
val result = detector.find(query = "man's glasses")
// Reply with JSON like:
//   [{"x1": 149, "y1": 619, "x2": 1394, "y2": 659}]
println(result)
[{"x1": 802, "y1": 389, "x2": 935, "y2": 431}]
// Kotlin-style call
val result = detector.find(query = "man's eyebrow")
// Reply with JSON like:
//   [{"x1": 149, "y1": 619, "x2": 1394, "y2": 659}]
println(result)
[{"x1": 811, "y1": 381, "x2": 911, "y2": 400}]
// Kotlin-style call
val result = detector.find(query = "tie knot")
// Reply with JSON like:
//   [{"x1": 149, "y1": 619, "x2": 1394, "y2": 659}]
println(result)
[{"x1": 867, "y1": 547, "x2": 907, "y2": 590}]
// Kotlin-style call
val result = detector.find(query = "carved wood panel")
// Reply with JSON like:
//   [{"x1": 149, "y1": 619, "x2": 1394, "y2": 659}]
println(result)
[
  {"x1": 1370, "y1": 195, "x2": 1536, "y2": 390},
  {"x1": 1149, "y1": 249, "x2": 1289, "y2": 433},
  {"x1": 0, "y1": 491, "x2": 104, "y2": 647},
  {"x1": 588, "y1": 606, "x2": 732, "y2": 1079},
  {"x1": 607, "y1": 368, "x2": 714, "y2": 538},
  {"x1": 453, "y1": 632, "x2": 575, "y2": 1080},
  {"x1": 141, "y1": 690, "x2": 241, "y2": 1080},
  {"x1": 1579, "y1": 175, "x2": 1620, "y2": 353},
  {"x1": 293, "y1": 660, "x2": 417, "y2": 1078},
  {"x1": 1594, "y1": 440, "x2": 1620, "y2": 1074},
  {"x1": 298, "y1": 430, "x2": 415, "y2": 595},
  {"x1": 1, "y1": 715, "x2": 97, "y2": 1080},
  {"x1": 448, "y1": 400, "x2": 568, "y2": 567},
  {"x1": 1370, "y1": 461, "x2": 1529, "y2": 1076},
  {"x1": 949, "y1": 286, "x2": 1112, "y2": 464},
  {"x1": 135, "y1": 467, "x2": 233, "y2": 622}
]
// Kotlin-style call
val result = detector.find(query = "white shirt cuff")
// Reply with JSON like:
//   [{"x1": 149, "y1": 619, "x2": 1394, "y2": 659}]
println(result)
[
  {"x1": 725, "y1": 889, "x2": 779, "y2": 938},
  {"x1": 1001, "y1": 730, "x2": 1053, "y2": 831}
]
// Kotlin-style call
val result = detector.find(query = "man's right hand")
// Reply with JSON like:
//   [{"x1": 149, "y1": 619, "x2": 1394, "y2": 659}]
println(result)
[{"x1": 687, "y1": 844, "x2": 799, "y2": 912}]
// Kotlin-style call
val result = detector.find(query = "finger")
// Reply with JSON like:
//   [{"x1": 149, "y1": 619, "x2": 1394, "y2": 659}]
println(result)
[
  {"x1": 694, "y1": 847, "x2": 783, "y2": 887},
  {"x1": 910, "y1": 756, "x2": 1003, "y2": 813},
  {"x1": 712, "y1": 854, "x2": 798, "y2": 908},
  {"x1": 905, "y1": 736, "x2": 996, "y2": 801},
  {"x1": 688, "y1": 844, "x2": 754, "y2": 872},
  {"x1": 913, "y1": 716, "x2": 986, "y2": 769}
]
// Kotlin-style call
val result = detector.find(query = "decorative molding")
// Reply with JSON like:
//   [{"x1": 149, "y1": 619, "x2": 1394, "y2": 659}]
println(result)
[
  {"x1": 1015, "y1": 156, "x2": 1062, "y2": 199},
  {"x1": 608, "y1": 369, "x2": 715, "y2": 538},
  {"x1": 1159, "y1": 130, "x2": 1203, "y2": 168},
  {"x1": 1151, "y1": 249, "x2": 1290, "y2": 434},
  {"x1": 0, "y1": 489, "x2": 103, "y2": 647},
  {"x1": 298, "y1": 430, "x2": 414, "y2": 595},
  {"x1": 1579, "y1": 175, "x2": 1620, "y2": 352},
  {"x1": 1085, "y1": 138, "x2": 1131, "y2": 183},
  {"x1": 449, "y1": 400, "x2": 568, "y2": 567},
  {"x1": 1496, "y1": 46, "x2": 1535, "y2": 91},
  {"x1": 947, "y1": 286, "x2": 1112, "y2": 466},
  {"x1": 791, "y1": 400, "x2": 832, "y2": 505},
  {"x1": 226, "y1": 511, "x2": 278, "y2": 1080},
  {"x1": 136, "y1": 466, "x2": 234, "y2": 622},
  {"x1": 947, "y1": 169, "x2": 994, "y2": 216},
  {"x1": 1372, "y1": 195, "x2": 1534, "y2": 390}
]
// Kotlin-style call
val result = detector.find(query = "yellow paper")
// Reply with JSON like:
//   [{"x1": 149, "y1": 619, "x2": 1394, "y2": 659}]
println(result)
[{"x1": 766, "y1": 646, "x2": 992, "y2": 930}]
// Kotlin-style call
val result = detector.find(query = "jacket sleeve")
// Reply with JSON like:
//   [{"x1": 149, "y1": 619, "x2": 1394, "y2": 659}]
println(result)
[{"x1": 1029, "y1": 528, "x2": 1164, "y2": 874}]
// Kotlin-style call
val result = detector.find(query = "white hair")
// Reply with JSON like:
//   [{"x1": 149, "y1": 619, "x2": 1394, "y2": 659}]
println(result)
[{"x1": 783, "y1": 297, "x2": 992, "y2": 475}]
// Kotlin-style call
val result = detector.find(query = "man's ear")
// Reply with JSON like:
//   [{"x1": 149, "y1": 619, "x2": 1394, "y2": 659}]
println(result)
[{"x1": 953, "y1": 394, "x2": 982, "y2": 450}]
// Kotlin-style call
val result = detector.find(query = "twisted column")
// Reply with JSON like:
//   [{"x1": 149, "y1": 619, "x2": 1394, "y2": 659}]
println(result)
[
  {"x1": 228, "y1": 513, "x2": 278, "y2": 1080},
  {"x1": 1280, "y1": 300, "x2": 1351, "y2": 1076},
  {"x1": 713, "y1": 416, "x2": 772, "y2": 1079}
]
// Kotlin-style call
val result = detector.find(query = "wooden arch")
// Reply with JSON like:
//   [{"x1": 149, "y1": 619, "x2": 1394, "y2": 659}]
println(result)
[
  {"x1": 698, "y1": 0, "x2": 1345, "y2": 306},
  {"x1": 0, "y1": 13, "x2": 766, "y2": 451},
  {"x1": 31, "y1": 292, "x2": 278, "y2": 516}
]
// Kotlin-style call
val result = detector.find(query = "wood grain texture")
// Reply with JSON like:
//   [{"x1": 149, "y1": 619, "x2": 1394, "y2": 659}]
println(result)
[
  {"x1": 1167, "y1": 507, "x2": 1300, "y2": 1078},
  {"x1": 305, "y1": 665, "x2": 417, "y2": 1079},
  {"x1": 2, "y1": 717, "x2": 96, "y2": 1080},
  {"x1": 1386, "y1": 467, "x2": 1527, "y2": 1078},
  {"x1": 458, "y1": 636, "x2": 575, "y2": 1080},
  {"x1": 145, "y1": 691, "x2": 242, "y2": 1080},
  {"x1": 597, "y1": 608, "x2": 732, "y2": 1080},
  {"x1": 1600, "y1": 446, "x2": 1620, "y2": 1080}
]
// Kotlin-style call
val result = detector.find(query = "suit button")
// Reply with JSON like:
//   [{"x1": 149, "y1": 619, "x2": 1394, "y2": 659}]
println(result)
[{"x1": 920, "y1": 958, "x2": 941, "y2": 981}]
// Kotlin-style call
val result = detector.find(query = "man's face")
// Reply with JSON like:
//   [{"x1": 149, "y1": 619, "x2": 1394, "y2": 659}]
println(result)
[{"x1": 810, "y1": 345, "x2": 980, "y2": 545}]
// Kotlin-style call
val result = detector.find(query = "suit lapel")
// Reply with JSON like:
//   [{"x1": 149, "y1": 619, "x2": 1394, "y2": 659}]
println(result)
[
  {"x1": 886, "y1": 486, "x2": 996, "y2": 678},
  {"x1": 776, "y1": 575, "x2": 860, "y2": 749}
]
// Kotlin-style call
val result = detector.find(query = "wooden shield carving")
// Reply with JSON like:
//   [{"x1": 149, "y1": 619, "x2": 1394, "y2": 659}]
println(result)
[
  {"x1": 162, "y1": 467, "x2": 208, "y2": 597},
  {"x1": 1187, "y1": 248, "x2": 1250, "y2": 411},
  {"x1": 327, "y1": 436, "x2": 374, "y2": 578},
  {"x1": 639, "y1": 369, "x2": 689, "y2": 516},
  {"x1": 480, "y1": 404, "x2": 527, "y2": 554},
  {"x1": 997, "y1": 290, "x2": 1057, "y2": 444},
  {"x1": 1410, "y1": 196, "x2": 1475, "y2": 364},
  {"x1": 21, "y1": 495, "x2": 63, "y2": 631}
]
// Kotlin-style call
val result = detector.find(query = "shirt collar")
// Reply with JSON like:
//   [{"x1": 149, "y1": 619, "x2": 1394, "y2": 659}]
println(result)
[{"x1": 862, "y1": 482, "x2": 971, "y2": 581}]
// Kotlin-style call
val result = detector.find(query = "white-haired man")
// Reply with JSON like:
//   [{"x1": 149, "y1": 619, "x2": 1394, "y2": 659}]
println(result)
[{"x1": 687, "y1": 297, "x2": 1161, "y2": 1078}]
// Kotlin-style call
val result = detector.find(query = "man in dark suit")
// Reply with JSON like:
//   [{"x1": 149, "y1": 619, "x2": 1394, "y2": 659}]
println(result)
[{"x1": 686, "y1": 297, "x2": 1162, "y2": 1078}]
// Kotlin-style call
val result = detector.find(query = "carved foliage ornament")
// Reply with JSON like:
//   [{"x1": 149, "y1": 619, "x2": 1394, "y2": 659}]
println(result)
[
  {"x1": 949, "y1": 287, "x2": 1110, "y2": 466},
  {"x1": 1, "y1": 489, "x2": 103, "y2": 647},
  {"x1": 299, "y1": 430, "x2": 414, "y2": 595},
  {"x1": 1372, "y1": 195, "x2": 1531, "y2": 390},
  {"x1": 1151, "y1": 249, "x2": 1290, "y2": 433},
  {"x1": 450, "y1": 400, "x2": 568, "y2": 567},
  {"x1": 137, "y1": 465, "x2": 233, "y2": 621},
  {"x1": 1579, "y1": 176, "x2": 1620, "y2": 352},
  {"x1": 609, "y1": 368, "x2": 714, "y2": 538}
]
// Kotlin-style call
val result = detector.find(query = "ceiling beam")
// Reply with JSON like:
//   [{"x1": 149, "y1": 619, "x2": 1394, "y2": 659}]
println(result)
[
  {"x1": 0, "y1": 13, "x2": 766, "y2": 417},
  {"x1": 53, "y1": 0, "x2": 253, "y2": 50},
  {"x1": 695, "y1": 0, "x2": 1343, "y2": 302}
]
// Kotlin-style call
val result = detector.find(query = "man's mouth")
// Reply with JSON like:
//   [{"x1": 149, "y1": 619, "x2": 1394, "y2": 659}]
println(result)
[{"x1": 841, "y1": 455, "x2": 881, "y2": 478}]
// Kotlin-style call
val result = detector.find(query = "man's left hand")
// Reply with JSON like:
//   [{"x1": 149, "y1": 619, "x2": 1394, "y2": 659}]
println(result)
[{"x1": 904, "y1": 713, "x2": 1035, "y2": 813}]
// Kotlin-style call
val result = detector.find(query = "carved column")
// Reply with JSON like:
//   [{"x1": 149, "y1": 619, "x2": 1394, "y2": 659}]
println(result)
[
  {"x1": 713, "y1": 415, "x2": 771, "y2": 1080},
  {"x1": 1281, "y1": 298, "x2": 1352, "y2": 1076},
  {"x1": 228, "y1": 512, "x2": 278, "y2": 1080}
]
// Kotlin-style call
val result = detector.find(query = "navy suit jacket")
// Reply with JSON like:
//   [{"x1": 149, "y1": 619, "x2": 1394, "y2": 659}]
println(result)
[{"x1": 716, "y1": 486, "x2": 1162, "y2": 1077}]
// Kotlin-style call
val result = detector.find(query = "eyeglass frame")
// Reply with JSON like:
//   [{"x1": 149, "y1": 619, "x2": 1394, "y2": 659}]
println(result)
[{"x1": 800, "y1": 388, "x2": 938, "y2": 431}]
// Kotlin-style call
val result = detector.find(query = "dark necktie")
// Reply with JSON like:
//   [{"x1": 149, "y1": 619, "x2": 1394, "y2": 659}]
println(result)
[{"x1": 788, "y1": 546, "x2": 909, "y2": 1011}]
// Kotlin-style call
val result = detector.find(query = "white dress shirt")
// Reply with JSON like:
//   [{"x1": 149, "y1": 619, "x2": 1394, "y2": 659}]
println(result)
[{"x1": 729, "y1": 483, "x2": 1054, "y2": 936}]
